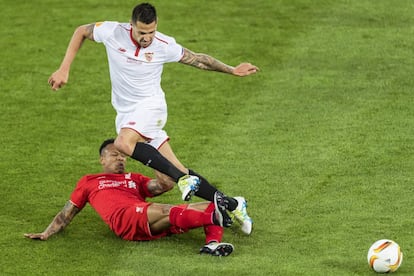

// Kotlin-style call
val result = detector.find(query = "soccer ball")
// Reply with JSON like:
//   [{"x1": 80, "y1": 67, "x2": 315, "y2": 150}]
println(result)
[{"x1": 367, "y1": 239, "x2": 403, "y2": 273}]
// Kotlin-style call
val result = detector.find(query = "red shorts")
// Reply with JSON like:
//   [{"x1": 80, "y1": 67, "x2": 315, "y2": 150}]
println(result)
[{"x1": 110, "y1": 202, "x2": 187, "y2": 241}]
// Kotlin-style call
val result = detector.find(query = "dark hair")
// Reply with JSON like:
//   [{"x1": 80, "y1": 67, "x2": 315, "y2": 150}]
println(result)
[
  {"x1": 99, "y1": 138, "x2": 115, "y2": 156},
  {"x1": 131, "y1": 3, "x2": 157, "y2": 24}
]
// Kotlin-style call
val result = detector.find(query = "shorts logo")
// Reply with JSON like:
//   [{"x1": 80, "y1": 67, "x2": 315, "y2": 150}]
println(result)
[
  {"x1": 127, "y1": 121, "x2": 136, "y2": 125},
  {"x1": 135, "y1": 207, "x2": 144, "y2": 213}
]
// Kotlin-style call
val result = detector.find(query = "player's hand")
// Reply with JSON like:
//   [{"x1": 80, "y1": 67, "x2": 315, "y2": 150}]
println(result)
[
  {"x1": 48, "y1": 69, "x2": 69, "y2": 91},
  {"x1": 232, "y1": 63, "x2": 259, "y2": 76},
  {"x1": 24, "y1": 233, "x2": 48, "y2": 240}
]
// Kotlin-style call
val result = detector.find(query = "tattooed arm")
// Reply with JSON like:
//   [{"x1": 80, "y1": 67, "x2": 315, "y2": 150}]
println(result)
[
  {"x1": 179, "y1": 48, "x2": 259, "y2": 76},
  {"x1": 24, "y1": 201, "x2": 81, "y2": 241},
  {"x1": 48, "y1": 23, "x2": 96, "y2": 91},
  {"x1": 146, "y1": 179, "x2": 174, "y2": 197}
]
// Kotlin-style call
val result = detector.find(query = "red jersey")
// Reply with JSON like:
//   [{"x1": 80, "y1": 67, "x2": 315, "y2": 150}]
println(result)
[{"x1": 70, "y1": 172, "x2": 154, "y2": 240}]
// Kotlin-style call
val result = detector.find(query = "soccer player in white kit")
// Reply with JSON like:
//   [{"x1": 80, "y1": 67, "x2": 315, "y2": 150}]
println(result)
[{"x1": 48, "y1": 3, "x2": 258, "y2": 234}]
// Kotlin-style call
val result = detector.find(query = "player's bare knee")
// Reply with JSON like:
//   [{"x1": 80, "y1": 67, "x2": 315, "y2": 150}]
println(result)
[
  {"x1": 162, "y1": 204, "x2": 173, "y2": 215},
  {"x1": 114, "y1": 137, "x2": 131, "y2": 155}
]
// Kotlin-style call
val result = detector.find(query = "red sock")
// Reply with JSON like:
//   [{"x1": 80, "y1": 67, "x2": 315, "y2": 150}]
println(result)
[
  {"x1": 204, "y1": 225, "x2": 223, "y2": 244},
  {"x1": 169, "y1": 204, "x2": 214, "y2": 229},
  {"x1": 203, "y1": 203, "x2": 223, "y2": 244}
]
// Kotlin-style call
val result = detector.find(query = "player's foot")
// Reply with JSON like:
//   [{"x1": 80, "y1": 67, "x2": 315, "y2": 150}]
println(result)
[
  {"x1": 199, "y1": 242, "x2": 234, "y2": 257},
  {"x1": 213, "y1": 191, "x2": 233, "y2": 227},
  {"x1": 177, "y1": 175, "x2": 200, "y2": 201},
  {"x1": 232, "y1": 196, "x2": 253, "y2": 235}
]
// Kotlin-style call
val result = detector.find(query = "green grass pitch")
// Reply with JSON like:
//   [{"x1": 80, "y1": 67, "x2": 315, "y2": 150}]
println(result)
[{"x1": 1, "y1": 0, "x2": 414, "y2": 275}]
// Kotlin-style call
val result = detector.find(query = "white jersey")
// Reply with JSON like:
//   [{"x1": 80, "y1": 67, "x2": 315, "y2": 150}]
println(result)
[{"x1": 93, "y1": 21, "x2": 184, "y2": 113}]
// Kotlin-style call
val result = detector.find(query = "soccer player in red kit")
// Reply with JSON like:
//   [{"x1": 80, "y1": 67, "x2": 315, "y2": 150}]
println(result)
[{"x1": 24, "y1": 139, "x2": 240, "y2": 256}]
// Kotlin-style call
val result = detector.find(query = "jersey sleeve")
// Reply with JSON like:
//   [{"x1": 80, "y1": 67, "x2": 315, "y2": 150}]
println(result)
[
  {"x1": 165, "y1": 39, "x2": 184, "y2": 62},
  {"x1": 132, "y1": 173, "x2": 154, "y2": 198},
  {"x1": 70, "y1": 176, "x2": 89, "y2": 210},
  {"x1": 93, "y1": 21, "x2": 119, "y2": 43},
  {"x1": 157, "y1": 33, "x2": 184, "y2": 63}
]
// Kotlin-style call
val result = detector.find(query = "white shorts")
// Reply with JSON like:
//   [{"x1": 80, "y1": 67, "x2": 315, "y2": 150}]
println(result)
[{"x1": 115, "y1": 96, "x2": 169, "y2": 149}]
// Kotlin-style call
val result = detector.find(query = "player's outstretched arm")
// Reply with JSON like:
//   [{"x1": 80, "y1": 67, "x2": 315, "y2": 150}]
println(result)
[
  {"x1": 179, "y1": 48, "x2": 259, "y2": 76},
  {"x1": 24, "y1": 201, "x2": 80, "y2": 241},
  {"x1": 48, "y1": 23, "x2": 95, "y2": 91},
  {"x1": 232, "y1": 62, "x2": 259, "y2": 76},
  {"x1": 146, "y1": 179, "x2": 174, "y2": 197}
]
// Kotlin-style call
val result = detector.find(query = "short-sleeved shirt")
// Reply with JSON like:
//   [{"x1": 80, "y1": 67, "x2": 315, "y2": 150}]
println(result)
[
  {"x1": 70, "y1": 172, "x2": 182, "y2": 240},
  {"x1": 93, "y1": 21, "x2": 184, "y2": 114}
]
